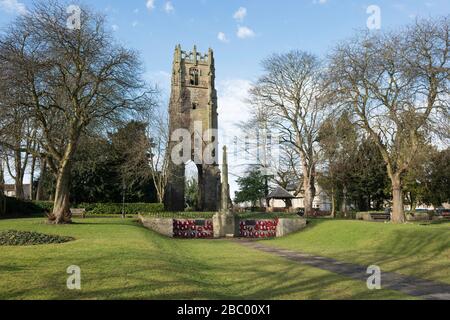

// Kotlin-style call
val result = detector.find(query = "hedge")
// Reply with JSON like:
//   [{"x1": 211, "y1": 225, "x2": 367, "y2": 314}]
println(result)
[
  {"x1": 335, "y1": 211, "x2": 358, "y2": 219},
  {"x1": 0, "y1": 198, "x2": 164, "y2": 216},
  {"x1": 236, "y1": 212, "x2": 301, "y2": 220},
  {"x1": 77, "y1": 203, "x2": 164, "y2": 215},
  {"x1": 141, "y1": 211, "x2": 216, "y2": 219},
  {"x1": 1, "y1": 197, "x2": 53, "y2": 216}
]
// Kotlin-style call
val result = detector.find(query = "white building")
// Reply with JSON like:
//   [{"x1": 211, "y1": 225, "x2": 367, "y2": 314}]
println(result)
[
  {"x1": 2, "y1": 184, "x2": 31, "y2": 200},
  {"x1": 268, "y1": 183, "x2": 332, "y2": 212}
]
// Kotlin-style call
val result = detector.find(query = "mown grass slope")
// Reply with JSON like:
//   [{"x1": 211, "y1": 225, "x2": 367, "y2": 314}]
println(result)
[
  {"x1": 0, "y1": 217, "x2": 412, "y2": 300},
  {"x1": 265, "y1": 219, "x2": 450, "y2": 284}
]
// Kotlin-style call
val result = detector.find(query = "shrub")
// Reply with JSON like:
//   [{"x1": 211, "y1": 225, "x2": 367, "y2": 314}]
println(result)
[
  {"x1": 1, "y1": 198, "x2": 163, "y2": 217},
  {"x1": 80, "y1": 202, "x2": 164, "y2": 215},
  {"x1": 0, "y1": 230, "x2": 74, "y2": 246},
  {"x1": 336, "y1": 211, "x2": 358, "y2": 219},
  {"x1": 3, "y1": 197, "x2": 51, "y2": 216},
  {"x1": 237, "y1": 212, "x2": 300, "y2": 220},
  {"x1": 141, "y1": 211, "x2": 216, "y2": 219},
  {"x1": 33, "y1": 201, "x2": 54, "y2": 213}
]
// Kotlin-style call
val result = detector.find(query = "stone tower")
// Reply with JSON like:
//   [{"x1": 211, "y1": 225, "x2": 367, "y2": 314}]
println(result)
[{"x1": 164, "y1": 45, "x2": 221, "y2": 212}]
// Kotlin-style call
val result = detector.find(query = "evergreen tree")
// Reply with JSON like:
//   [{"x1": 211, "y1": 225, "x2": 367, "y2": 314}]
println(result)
[{"x1": 234, "y1": 168, "x2": 267, "y2": 207}]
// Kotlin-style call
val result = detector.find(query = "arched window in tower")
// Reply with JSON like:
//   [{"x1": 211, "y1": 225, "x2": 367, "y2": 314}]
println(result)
[{"x1": 189, "y1": 68, "x2": 199, "y2": 86}]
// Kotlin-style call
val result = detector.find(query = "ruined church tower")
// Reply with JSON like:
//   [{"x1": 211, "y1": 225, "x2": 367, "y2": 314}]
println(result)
[{"x1": 164, "y1": 45, "x2": 221, "y2": 211}]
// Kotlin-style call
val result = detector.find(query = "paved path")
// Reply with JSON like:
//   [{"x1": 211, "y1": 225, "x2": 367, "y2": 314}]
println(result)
[{"x1": 237, "y1": 240, "x2": 450, "y2": 300}]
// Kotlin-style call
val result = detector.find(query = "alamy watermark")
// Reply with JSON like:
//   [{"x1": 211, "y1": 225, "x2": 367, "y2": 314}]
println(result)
[
  {"x1": 66, "y1": 265, "x2": 81, "y2": 290},
  {"x1": 66, "y1": 5, "x2": 81, "y2": 30},
  {"x1": 367, "y1": 5, "x2": 381, "y2": 30},
  {"x1": 169, "y1": 121, "x2": 281, "y2": 176},
  {"x1": 366, "y1": 265, "x2": 381, "y2": 290}
]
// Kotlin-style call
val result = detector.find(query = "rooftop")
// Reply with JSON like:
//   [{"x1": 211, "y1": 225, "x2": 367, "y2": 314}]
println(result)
[{"x1": 267, "y1": 187, "x2": 295, "y2": 199}]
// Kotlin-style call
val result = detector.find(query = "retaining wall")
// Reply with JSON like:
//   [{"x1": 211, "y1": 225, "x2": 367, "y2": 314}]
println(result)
[{"x1": 139, "y1": 214, "x2": 307, "y2": 239}]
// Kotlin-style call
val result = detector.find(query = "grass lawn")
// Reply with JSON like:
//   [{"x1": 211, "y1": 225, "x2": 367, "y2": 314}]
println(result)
[
  {"x1": 0, "y1": 217, "x2": 413, "y2": 300},
  {"x1": 264, "y1": 219, "x2": 450, "y2": 284}
]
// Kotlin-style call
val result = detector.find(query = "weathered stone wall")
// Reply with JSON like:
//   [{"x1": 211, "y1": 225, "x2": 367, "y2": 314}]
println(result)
[
  {"x1": 213, "y1": 213, "x2": 236, "y2": 238},
  {"x1": 406, "y1": 212, "x2": 430, "y2": 221},
  {"x1": 139, "y1": 215, "x2": 173, "y2": 237},
  {"x1": 140, "y1": 214, "x2": 307, "y2": 239},
  {"x1": 356, "y1": 212, "x2": 372, "y2": 221},
  {"x1": 276, "y1": 218, "x2": 307, "y2": 237}
]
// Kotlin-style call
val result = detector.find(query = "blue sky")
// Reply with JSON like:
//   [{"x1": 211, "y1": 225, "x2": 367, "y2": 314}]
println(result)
[
  {"x1": 1, "y1": 0, "x2": 449, "y2": 89},
  {"x1": 1, "y1": 0, "x2": 449, "y2": 191}
]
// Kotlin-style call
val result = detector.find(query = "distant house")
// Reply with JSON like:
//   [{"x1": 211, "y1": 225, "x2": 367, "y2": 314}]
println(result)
[
  {"x1": 268, "y1": 183, "x2": 332, "y2": 212},
  {"x1": 2, "y1": 184, "x2": 31, "y2": 200}
]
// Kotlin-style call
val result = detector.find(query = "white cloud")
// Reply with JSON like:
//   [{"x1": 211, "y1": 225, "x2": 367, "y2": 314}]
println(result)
[
  {"x1": 237, "y1": 26, "x2": 255, "y2": 39},
  {"x1": 313, "y1": 0, "x2": 327, "y2": 4},
  {"x1": 111, "y1": 24, "x2": 119, "y2": 31},
  {"x1": 233, "y1": 7, "x2": 247, "y2": 22},
  {"x1": 0, "y1": 0, "x2": 27, "y2": 15},
  {"x1": 164, "y1": 1, "x2": 174, "y2": 13},
  {"x1": 132, "y1": 21, "x2": 139, "y2": 27},
  {"x1": 146, "y1": 0, "x2": 155, "y2": 12},
  {"x1": 217, "y1": 79, "x2": 252, "y2": 133},
  {"x1": 217, "y1": 32, "x2": 229, "y2": 43}
]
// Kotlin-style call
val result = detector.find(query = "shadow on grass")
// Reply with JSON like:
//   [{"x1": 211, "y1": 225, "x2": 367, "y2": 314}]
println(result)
[
  {"x1": 2, "y1": 246, "x2": 399, "y2": 300},
  {"x1": 268, "y1": 219, "x2": 450, "y2": 284},
  {"x1": 0, "y1": 220, "x2": 404, "y2": 300}
]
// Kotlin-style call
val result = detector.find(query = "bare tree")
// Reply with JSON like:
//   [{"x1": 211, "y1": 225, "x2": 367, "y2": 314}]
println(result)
[
  {"x1": 0, "y1": 1, "x2": 154, "y2": 223},
  {"x1": 0, "y1": 150, "x2": 5, "y2": 215},
  {"x1": 239, "y1": 107, "x2": 302, "y2": 200},
  {"x1": 249, "y1": 51, "x2": 329, "y2": 215},
  {"x1": 0, "y1": 44, "x2": 38, "y2": 200},
  {"x1": 146, "y1": 109, "x2": 170, "y2": 204},
  {"x1": 1, "y1": 117, "x2": 36, "y2": 200},
  {"x1": 328, "y1": 17, "x2": 449, "y2": 223}
]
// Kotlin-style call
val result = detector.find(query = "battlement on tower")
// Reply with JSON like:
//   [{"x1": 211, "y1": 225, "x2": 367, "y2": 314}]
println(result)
[{"x1": 174, "y1": 44, "x2": 214, "y2": 66}]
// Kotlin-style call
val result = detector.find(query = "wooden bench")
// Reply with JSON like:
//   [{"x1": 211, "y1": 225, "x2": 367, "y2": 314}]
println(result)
[
  {"x1": 70, "y1": 208, "x2": 86, "y2": 219},
  {"x1": 370, "y1": 213, "x2": 391, "y2": 221}
]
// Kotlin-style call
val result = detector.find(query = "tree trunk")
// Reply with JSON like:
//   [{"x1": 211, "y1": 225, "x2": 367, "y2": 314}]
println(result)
[
  {"x1": 154, "y1": 174, "x2": 165, "y2": 204},
  {"x1": 303, "y1": 174, "x2": 316, "y2": 216},
  {"x1": 13, "y1": 147, "x2": 27, "y2": 200},
  {"x1": 30, "y1": 155, "x2": 36, "y2": 200},
  {"x1": 409, "y1": 192, "x2": 417, "y2": 212},
  {"x1": 36, "y1": 158, "x2": 47, "y2": 201},
  {"x1": 50, "y1": 161, "x2": 72, "y2": 224},
  {"x1": 391, "y1": 174, "x2": 405, "y2": 223},
  {"x1": 48, "y1": 138, "x2": 79, "y2": 224},
  {"x1": 15, "y1": 179, "x2": 25, "y2": 200},
  {"x1": 330, "y1": 188, "x2": 336, "y2": 218},
  {"x1": 341, "y1": 185, "x2": 348, "y2": 216},
  {"x1": 157, "y1": 191, "x2": 164, "y2": 204},
  {"x1": 0, "y1": 160, "x2": 5, "y2": 215}
]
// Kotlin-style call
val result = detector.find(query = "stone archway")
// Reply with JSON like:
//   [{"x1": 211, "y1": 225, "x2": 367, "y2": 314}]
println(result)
[{"x1": 164, "y1": 45, "x2": 221, "y2": 212}]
